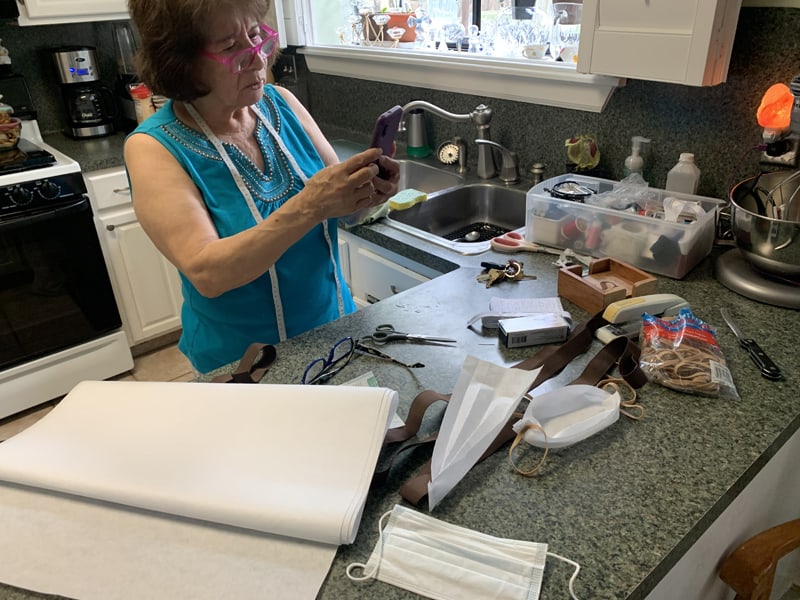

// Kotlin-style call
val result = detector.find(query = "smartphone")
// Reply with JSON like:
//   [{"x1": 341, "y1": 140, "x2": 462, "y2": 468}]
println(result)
[{"x1": 369, "y1": 105, "x2": 402, "y2": 179}]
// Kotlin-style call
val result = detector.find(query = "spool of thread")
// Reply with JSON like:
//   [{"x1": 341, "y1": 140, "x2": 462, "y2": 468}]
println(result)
[
  {"x1": 561, "y1": 217, "x2": 588, "y2": 240},
  {"x1": 584, "y1": 220, "x2": 602, "y2": 250},
  {"x1": 129, "y1": 83, "x2": 155, "y2": 124}
]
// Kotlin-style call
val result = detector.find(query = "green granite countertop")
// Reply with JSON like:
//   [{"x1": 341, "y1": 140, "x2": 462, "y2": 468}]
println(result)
[
  {"x1": 198, "y1": 242, "x2": 798, "y2": 600},
  {"x1": 31, "y1": 132, "x2": 799, "y2": 600}
]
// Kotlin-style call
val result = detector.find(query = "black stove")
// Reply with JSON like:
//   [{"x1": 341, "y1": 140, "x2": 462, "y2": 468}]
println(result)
[{"x1": 0, "y1": 138, "x2": 57, "y2": 175}]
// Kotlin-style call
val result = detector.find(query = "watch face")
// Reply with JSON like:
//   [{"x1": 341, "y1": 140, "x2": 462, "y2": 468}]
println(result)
[{"x1": 549, "y1": 180, "x2": 595, "y2": 201}]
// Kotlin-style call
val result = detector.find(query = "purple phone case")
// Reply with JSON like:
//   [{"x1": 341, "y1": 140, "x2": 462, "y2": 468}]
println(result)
[{"x1": 370, "y1": 105, "x2": 402, "y2": 177}]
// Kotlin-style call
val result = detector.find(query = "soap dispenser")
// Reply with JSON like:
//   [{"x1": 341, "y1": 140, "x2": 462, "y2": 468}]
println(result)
[{"x1": 623, "y1": 136, "x2": 650, "y2": 178}]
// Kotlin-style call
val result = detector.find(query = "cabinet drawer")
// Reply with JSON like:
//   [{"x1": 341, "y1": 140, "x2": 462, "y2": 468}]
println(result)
[
  {"x1": 84, "y1": 167, "x2": 131, "y2": 212},
  {"x1": 353, "y1": 246, "x2": 429, "y2": 304}
]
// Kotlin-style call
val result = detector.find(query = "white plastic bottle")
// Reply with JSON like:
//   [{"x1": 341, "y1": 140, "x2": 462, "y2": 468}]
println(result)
[
  {"x1": 623, "y1": 136, "x2": 650, "y2": 178},
  {"x1": 665, "y1": 153, "x2": 701, "y2": 195}
]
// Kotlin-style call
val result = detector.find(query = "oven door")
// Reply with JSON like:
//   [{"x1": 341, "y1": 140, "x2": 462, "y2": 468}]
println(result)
[{"x1": 0, "y1": 196, "x2": 122, "y2": 371}]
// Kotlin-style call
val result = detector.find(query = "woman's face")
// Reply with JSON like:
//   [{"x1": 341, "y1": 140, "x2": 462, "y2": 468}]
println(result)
[{"x1": 197, "y1": 13, "x2": 270, "y2": 108}]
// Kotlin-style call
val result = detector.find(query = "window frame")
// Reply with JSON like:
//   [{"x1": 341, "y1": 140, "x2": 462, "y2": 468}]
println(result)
[{"x1": 275, "y1": 0, "x2": 626, "y2": 113}]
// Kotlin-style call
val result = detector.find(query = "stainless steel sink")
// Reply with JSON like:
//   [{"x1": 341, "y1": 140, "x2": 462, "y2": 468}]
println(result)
[
  {"x1": 396, "y1": 160, "x2": 464, "y2": 194},
  {"x1": 385, "y1": 183, "x2": 528, "y2": 255},
  {"x1": 330, "y1": 140, "x2": 464, "y2": 193}
]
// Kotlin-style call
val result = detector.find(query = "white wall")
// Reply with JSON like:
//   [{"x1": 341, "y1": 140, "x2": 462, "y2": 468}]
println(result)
[{"x1": 646, "y1": 426, "x2": 800, "y2": 600}]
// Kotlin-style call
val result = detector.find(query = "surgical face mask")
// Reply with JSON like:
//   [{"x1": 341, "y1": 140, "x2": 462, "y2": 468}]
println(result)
[
  {"x1": 509, "y1": 380, "x2": 643, "y2": 477},
  {"x1": 346, "y1": 504, "x2": 550, "y2": 600}
]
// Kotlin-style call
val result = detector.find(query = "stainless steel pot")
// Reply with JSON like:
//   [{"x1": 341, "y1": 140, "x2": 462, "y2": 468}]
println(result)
[{"x1": 729, "y1": 170, "x2": 800, "y2": 278}]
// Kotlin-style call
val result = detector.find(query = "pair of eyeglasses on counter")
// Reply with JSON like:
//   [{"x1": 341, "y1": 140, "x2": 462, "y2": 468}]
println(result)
[{"x1": 301, "y1": 337, "x2": 426, "y2": 385}]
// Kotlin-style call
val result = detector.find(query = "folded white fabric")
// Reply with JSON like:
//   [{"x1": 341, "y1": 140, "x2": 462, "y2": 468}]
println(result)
[{"x1": 0, "y1": 380, "x2": 397, "y2": 545}]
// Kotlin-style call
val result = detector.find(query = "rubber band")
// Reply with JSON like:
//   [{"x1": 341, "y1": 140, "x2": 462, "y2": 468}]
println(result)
[
  {"x1": 598, "y1": 378, "x2": 644, "y2": 420},
  {"x1": 508, "y1": 423, "x2": 549, "y2": 477}
]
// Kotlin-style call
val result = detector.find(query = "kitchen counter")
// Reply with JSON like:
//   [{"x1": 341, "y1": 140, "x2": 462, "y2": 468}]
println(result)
[
  {"x1": 44, "y1": 131, "x2": 128, "y2": 173},
  {"x1": 199, "y1": 234, "x2": 797, "y2": 600},
  {"x1": 32, "y1": 132, "x2": 799, "y2": 599}
]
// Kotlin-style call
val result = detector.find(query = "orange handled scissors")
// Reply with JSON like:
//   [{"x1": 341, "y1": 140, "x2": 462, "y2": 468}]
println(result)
[{"x1": 490, "y1": 231, "x2": 561, "y2": 255}]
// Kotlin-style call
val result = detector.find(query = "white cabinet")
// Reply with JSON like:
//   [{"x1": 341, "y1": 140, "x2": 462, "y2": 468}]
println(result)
[
  {"x1": 15, "y1": 0, "x2": 127, "y2": 24},
  {"x1": 577, "y1": 0, "x2": 742, "y2": 86},
  {"x1": 86, "y1": 167, "x2": 183, "y2": 346},
  {"x1": 338, "y1": 230, "x2": 441, "y2": 308}
]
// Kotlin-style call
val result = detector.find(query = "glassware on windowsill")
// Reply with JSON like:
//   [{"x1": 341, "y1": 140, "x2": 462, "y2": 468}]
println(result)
[{"x1": 551, "y1": 2, "x2": 582, "y2": 64}]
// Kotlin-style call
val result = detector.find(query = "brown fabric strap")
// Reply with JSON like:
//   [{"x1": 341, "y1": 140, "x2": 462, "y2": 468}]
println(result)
[
  {"x1": 384, "y1": 390, "x2": 451, "y2": 444},
  {"x1": 398, "y1": 413, "x2": 522, "y2": 505},
  {"x1": 571, "y1": 335, "x2": 647, "y2": 389},
  {"x1": 211, "y1": 343, "x2": 277, "y2": 384},
  {"x1": 395, "y1": 312, "x2": 648, "y2": 507},
  {"x1": 512, "y1": 313, "x2": 609, "y2": 389},
  {"x1": 373, "y1": 391, "x2": 450, "y2": 486}
]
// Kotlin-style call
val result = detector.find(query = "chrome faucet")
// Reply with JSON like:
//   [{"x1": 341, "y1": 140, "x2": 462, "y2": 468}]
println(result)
[
  {"x1": 400, "y1": 100, "x2": 498, "y2": 179},
  {"x1": 474, "y1": 139, "x2": 520, "y2": 185}
]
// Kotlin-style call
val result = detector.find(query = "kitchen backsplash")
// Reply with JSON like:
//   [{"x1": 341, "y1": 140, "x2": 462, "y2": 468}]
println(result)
[{"x1": 1, "y1": 8, "x2": 798, "y2": 200}]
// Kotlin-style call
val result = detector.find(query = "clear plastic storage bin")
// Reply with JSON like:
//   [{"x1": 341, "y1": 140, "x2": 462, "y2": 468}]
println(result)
[{"x1": 525, "y1": 174, "x2": 724, "y2": 278}]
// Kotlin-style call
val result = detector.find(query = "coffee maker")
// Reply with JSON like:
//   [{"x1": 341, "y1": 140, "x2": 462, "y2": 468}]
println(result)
[{"x1": 52, "y1": 46, "x2": 116, "y2": 138}]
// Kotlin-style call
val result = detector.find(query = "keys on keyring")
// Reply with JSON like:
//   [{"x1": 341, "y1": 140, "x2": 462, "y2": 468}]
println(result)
[{"x1": 476, "y1": 260, "x2": 536, "y2": 288}]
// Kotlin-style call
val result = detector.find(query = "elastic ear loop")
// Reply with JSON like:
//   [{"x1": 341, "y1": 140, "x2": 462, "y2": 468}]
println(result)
[
  {"x1": 598, "y1": 378, "x2": 645, "y2": 421},
  {"x1": 345, "y1": 508, "x2": 394, "y2": 582},
  {"x1": 508, "y1": 422, "x2": 549, "y2": 477}
]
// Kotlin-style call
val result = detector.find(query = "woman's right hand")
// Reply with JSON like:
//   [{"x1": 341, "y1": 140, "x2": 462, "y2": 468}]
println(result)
[{"x1": 300, "y1": 148, "x2": 387, "y2": 220}]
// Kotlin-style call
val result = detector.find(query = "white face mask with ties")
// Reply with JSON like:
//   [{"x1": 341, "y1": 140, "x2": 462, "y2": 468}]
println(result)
[{"x1": 346, "y1": 505, "x2": 581, "y2": 600}]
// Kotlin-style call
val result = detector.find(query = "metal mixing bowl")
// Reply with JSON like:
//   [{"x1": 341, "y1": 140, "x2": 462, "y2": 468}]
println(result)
[{"x1": 729, "y1": 170, "x2": 800, "y2": 278}]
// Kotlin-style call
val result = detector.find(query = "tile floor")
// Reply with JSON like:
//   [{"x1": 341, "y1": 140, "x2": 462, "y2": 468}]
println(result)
[{"x1": 0, "y1": 343, "x2": 193, "y2": 442}]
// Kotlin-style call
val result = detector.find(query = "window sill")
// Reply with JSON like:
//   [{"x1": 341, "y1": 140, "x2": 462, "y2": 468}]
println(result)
[{"x1": 299, "y1": 45, "x2": 625, "y2": 113}]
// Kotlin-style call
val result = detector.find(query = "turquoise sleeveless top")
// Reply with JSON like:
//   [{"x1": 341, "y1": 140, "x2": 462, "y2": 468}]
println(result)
[{"x1": 129, "y1": 85, "x2": 356, "y2": 373}]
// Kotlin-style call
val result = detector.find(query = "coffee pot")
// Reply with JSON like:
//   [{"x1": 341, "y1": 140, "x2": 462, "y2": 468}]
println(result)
[{"x1": 52, "y1": 46, "x2": 116, "y2": 139}]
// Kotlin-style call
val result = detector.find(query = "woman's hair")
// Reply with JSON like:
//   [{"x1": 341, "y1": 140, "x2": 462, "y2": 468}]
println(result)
[{"x1": 128, "y1": 0, "x2": 270, "y2": 101}]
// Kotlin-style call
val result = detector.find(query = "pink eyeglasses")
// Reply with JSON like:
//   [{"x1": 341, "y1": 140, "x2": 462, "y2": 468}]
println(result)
[{"x1": 201, "y1": 24, "x2": 279, "y2": 73}]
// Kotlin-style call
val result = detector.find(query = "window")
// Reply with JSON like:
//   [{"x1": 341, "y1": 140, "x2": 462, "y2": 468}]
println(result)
[
  {"x1": 305, "y1": 0, "x2": 557, "y2": 58},
  {"x1": 276, "y1": 0, "x2": 625, "y2": 112}
]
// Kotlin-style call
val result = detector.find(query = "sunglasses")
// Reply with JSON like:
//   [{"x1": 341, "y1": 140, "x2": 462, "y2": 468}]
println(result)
[{"x1": 201, "y1": 24, "x2": 279, "y2": 74}]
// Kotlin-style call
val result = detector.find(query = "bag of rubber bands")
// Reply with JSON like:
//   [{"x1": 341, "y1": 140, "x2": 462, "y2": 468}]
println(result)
[{"x1": 639, "y1": 308, "x2": 740, "y2": 400}]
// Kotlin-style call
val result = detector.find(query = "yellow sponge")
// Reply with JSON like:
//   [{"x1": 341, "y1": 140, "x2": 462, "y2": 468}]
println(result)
[{"x1": 388, "y1": 188, "x2": 427, "y2": 211}]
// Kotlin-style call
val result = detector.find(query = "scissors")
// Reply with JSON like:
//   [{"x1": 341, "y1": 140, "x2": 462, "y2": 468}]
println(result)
[
  {"x1": 490, "y1": 231, "x2": 562, "y2": 256},
  {"x1": 365, "y1": 324, "x2": 457, "y2": 346},
  {"x1": 491, "y1": 231, "x2": 594, "y2": 267}
]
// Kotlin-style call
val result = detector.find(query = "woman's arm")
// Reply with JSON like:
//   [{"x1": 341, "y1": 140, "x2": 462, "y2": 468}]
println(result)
[
  {"x1": 274, "y1": 86, "x2": 400, "y2": 196},
  {"x1": 124, "y1": 133, "x2": 385, "y2": 298}
]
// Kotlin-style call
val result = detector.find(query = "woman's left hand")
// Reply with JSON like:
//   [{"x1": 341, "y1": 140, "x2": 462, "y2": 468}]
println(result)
[{"x1": 370, "y1": 155, "x2": 400, "y2": 203}]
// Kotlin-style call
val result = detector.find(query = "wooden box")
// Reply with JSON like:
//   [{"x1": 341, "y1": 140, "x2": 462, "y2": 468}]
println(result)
[{"x1": 557, "y1": 257, "x2": 657, "y2": 315}]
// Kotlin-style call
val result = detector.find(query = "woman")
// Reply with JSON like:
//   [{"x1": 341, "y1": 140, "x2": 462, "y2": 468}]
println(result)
[{"x1": 124, "y1": 0, "x2": 399, "y2": 374}]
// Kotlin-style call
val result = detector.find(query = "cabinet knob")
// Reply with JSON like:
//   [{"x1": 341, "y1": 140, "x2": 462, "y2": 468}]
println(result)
[{"x1": 106, "y1": 224, "x2": 116, "y2": 231}]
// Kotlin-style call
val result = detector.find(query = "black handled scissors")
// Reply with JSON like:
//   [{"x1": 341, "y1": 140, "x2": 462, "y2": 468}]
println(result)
[{"x1": 365, "y1": 324, "x2": 457, "y2": 346}]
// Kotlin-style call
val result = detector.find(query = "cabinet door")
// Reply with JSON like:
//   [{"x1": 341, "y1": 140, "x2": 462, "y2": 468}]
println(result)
[
  {"x1": 15, "y1": 0, "x2": 127, "y2": 21},
  {"x1": 351, "y1": 246, "x2": 430, "y2": 305},
  {"x1": 577, "y1": 0, "x2": 742, "y2": 86},
  {"x1": 97, "y1": 208, "x2": 183, "y2": 345}
]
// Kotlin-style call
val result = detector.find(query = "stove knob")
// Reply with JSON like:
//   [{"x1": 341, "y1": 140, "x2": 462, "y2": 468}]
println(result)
[
  {"x1": 11, "y1": 185, "x2": 34, "y2": 206},
  {"x1": 38, "y1": 180, "x2": 61, "y2": 199}
]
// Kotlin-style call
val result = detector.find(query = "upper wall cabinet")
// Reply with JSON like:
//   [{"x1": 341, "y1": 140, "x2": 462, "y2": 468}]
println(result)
[
  {"x1": 576, "y1": 0, "x2": 743, "y2": 86},
  {"x1": 15, "y1": 0, "x2": 127, "y2": 25}
]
